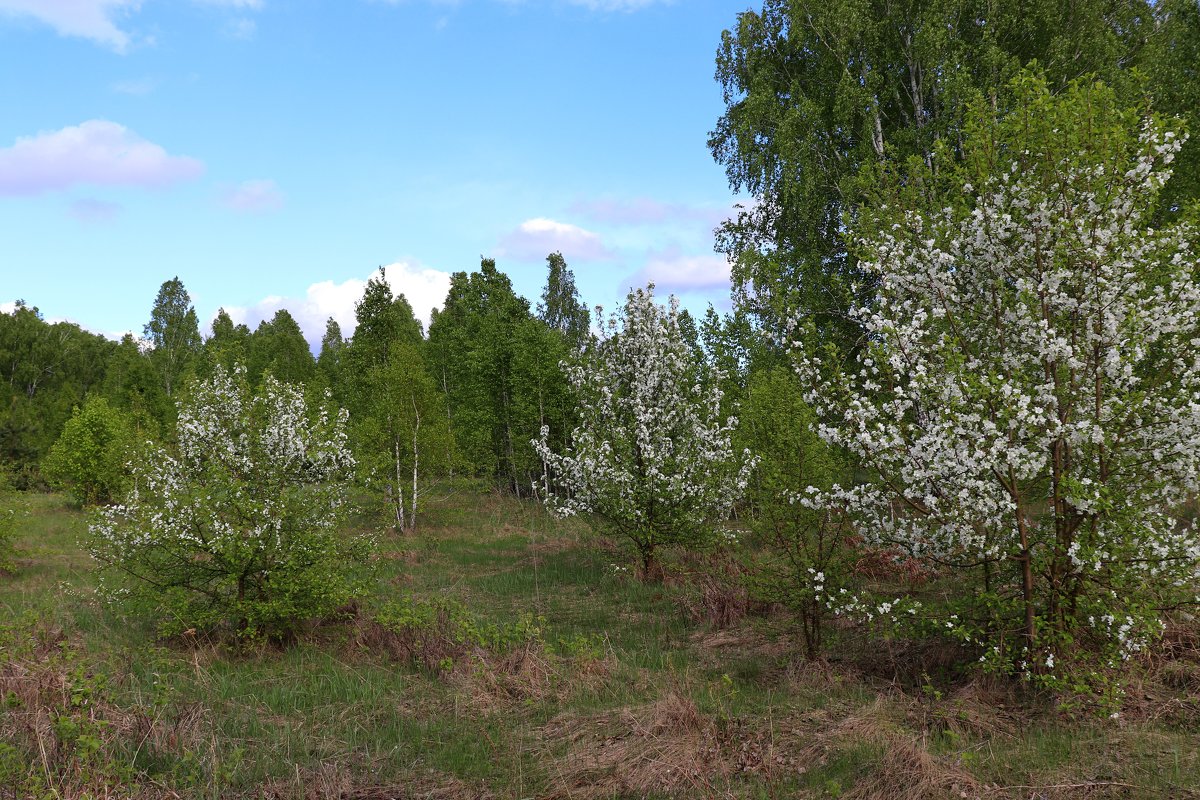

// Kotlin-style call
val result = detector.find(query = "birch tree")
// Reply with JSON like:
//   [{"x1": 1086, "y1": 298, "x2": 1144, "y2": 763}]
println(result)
[{"x1": 345, "y1": 271, "x2": 451, "y2": 532}]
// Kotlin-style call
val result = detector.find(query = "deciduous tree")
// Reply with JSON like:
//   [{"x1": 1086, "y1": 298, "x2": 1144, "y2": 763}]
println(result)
[
  {"x1": 800, "y1": 76, "x2": 1200, "y2": 688},
  {"x1": 536, "y1": 285, "x2": 755, "y2": 580},
  {"x1": 144, "y1": 277, "x2": 201, "y2": 399}
]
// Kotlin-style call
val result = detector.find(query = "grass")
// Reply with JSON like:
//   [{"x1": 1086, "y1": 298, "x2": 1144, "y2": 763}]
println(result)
[{"x1": 2, "y1": 487, "x2": 1200, "y2": 798}]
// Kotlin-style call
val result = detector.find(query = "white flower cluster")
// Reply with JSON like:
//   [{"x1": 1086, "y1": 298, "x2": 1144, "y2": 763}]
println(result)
[
  {"x1": 535, "y1": 286, "x2": 755, "y2": 549},
  {"x1": 90, "y1": 366, "x2": 362, "y2": 628},
  {"x1": 798, "y1": 120, "x2": 1200, "y2": 662}
]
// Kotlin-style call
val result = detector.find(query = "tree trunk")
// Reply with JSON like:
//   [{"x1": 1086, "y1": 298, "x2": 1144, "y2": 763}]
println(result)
[
  {"x1": 539, "y1": 389, "x2": 549, "y2": 499},
  {"x1": 640, "y1": 545, "x2": 663, "y2": 583},
  {"x1": 394, "y1": 437, "x2": 406, "y2": 533},
  {"x1": 1015, "y1": 505, "x2": 1037, "y2": 653},
  {"x1": 410, "y1": 396, "x2": 420, "y2": 531}
]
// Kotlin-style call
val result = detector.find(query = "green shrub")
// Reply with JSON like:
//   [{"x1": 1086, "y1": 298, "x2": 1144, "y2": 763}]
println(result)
[
  {"x1": 371, "y1": 596, "x2": 543, "y2": 672},
  {"x1": 0, "y1": 505, "x2": 14, "y2": 573},
  {"x1": 42, "y1": 396, "x2": 134, "y2": 506}
]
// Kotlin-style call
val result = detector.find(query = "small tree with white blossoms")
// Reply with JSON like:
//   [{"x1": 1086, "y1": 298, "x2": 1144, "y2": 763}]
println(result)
[
  {"x1": 91, "y1": 366, "x2": 372, "y2": 638},
  {"x1": 535, "y1": 285, "x2": 755, "y2": 581},
  {"x1": 800, "y1": 74, "x2": 1200, "y2": 691}
]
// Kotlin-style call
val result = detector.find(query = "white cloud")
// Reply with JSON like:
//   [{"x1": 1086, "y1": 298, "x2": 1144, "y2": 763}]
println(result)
[
  {"x1": 0, "y1": 0, "x2": 140, "y2": 51},
  {"x1": 0, "y1": 0, "x2": 263, "y2": 51},
  {"x1": 0, "y1": 301, "x2": 16, "y2": 315},
  {"x1": 629, "y1": 248, "x2": 731, "y2": 293},
  {"x1": 220, "y1": 263, "x2": 453, "y2": 350},
  {"x1": 222, "y1": 179, "x2": 284, "y2": 213},
  {"x1": 498, "y1": 217, "x2": 613, "y2": 262},
  {"x1": 0, "y1": 120, "x2": 203, "y2": 196}
]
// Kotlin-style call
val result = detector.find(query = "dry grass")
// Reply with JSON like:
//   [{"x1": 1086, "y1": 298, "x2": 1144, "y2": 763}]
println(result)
[
  {"x1": 843, "y1": 737, "x2": 981, "y2": 800},
  {"x1": 256, "y1": 763, "x2": 496, "y2": 800},
  {"x1": 0, "y1": 620, "x2": 207, "y2": 799},
  {"x1": 539, "y1": 691, "x2": 737, "y2": 799}
]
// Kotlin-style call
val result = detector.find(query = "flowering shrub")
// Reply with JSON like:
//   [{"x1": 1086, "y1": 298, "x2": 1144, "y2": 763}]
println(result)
[
  {"x1": 798, "y1": 75, "x2": 1200, "y2": 690},
  {"x1": 90, "y1": 366, "x2": 372, "y2": 638},
  {"x1": 535, "y1": 285, "x2": 755, "y2": 580}
]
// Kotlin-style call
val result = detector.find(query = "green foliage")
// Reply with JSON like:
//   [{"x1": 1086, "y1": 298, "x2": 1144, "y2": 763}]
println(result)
[
  {"x1": 373, "y1": 594, "x2": 543, "y2": 671},
  {"x1": 537, "y1": 251, "x2": 591, "y2": 348},
  {"x1": 0, "y1": 505, "x2": 15, "y2": 574},
  {"x1": 352, "y1": 338, "x2": 455, "y2": 532},
  {"x1": 0, "y1": 301, "x2": 117, "y2": 485},
  {"x1": 143, "y1": 276, "x2": 201, "y2": 399},
  {"x1": 247, "y1": 308, "x2": 316, "y2": 387},
  {"x1": 344, "y1": 271, "x2": 454, "y2": 531},
  {"x1": 710, "y1": 0, "x2": 1200, "y2": 348},
  {"x1": 201, "y1": 307, "x2": 252, "y2": 379},
  {"x1": 427, "y1": 258, "x2": 563, "y2": 494},
  {"x1": 90, "y1": 367, "x2": 372, "y2": 639},
  {"x1": 739, "y1": 366, "x2": 855, "y2": 659},
  {"x1": 102, "y1": 333, "x2": 170, "y2": 441},
  {"x1": 317, "y1": 316, "x2": 345, "y2": 395},
  {"x1": 42, "y1": 396, "x2": 134, "y2": 507}
]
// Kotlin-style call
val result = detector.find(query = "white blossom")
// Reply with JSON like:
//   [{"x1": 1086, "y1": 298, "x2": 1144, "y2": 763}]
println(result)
[
  {"x1": 535, "y1": 285, "x2": 755, "y2": 575},
  {"x1": 798, "y1": 111, "x2": 1199, "y2": 670}
]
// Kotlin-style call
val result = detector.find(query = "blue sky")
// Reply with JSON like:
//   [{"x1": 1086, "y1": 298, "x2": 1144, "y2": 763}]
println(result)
[{"x1": 0, "y1": 0, "x2": 750, "y2": 347}]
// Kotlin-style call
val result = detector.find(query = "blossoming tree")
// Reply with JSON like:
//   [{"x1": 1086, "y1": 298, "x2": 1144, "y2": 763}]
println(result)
[
  {"x1": 800, "y1": 75, "x2": 1200, "y2": 684},
  {"x1": 535, "y1": 285, "x2": 755, "y2": 580},
  {"x1": 90, "y1": 366, "x2": 372, "y2": 638}
]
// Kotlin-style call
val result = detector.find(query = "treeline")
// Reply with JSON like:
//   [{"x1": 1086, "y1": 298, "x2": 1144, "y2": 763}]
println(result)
[{"x1": 0, "y1": 254, "x2": 597, "y2": 521}]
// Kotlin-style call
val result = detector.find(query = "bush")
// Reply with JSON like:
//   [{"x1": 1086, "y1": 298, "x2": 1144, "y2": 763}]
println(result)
[
  {"x1": 42, "y1": 396, "x2": 134, "y2": 506},
  {"x1": 739, "y1": 365, "x2": 857, "y2": 659},
  {"x1": 90, "y1": 367, "x2": 373, "y2": 639},
  {"x1": 0, "y1": 505, "x2": 15, "y2": 574}
]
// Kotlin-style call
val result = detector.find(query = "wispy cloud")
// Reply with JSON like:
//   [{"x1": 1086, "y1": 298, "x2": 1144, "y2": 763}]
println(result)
[
  {"x1": 0, "y1": 0, "x2": 264, "y2": 51},
  {"x1": 0, "y1": 120, "x2": 203, "y2": 196},
  {"x1": 111, "y1": 76, "x2": 160, "y2": 95},
  {"x1": 224, "y1": 17, "x2": 256, "y2": 38},
  {"x1": 569, "y1": 196, "x2": 730, "y2": 227},
  {"x1": 221, "y1": 179, "x2": 284, "y2": 213},
  {"x1": 69, "y1": 198, "x2": 121, "y2": 223},
  {"x1": 195, "y1": 0, "x2": 263, "y2": 7},
  {"x1": 221, "y1": 263, "x2": 453, "y2": 349},
  {"x1": 563, "y1": 0, "x2": 671, "y2": 11},
  {"x1": 0, "y1": 0, "x2": 140, "y2": 51},
  {"x1": 498, "y1": 217, "x2": 613, "y2": 262},
  {"x1": 376, "y1": 0, "x2": 668, "y2": 12},
  {"x1": 628, "y1": 247, "x2": 731, "y2": 293}
]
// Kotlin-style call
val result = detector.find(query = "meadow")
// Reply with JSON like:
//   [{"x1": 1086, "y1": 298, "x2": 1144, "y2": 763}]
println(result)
[{"x1": 3, "y1": 487, "x2": 1199, "y2": 799}]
